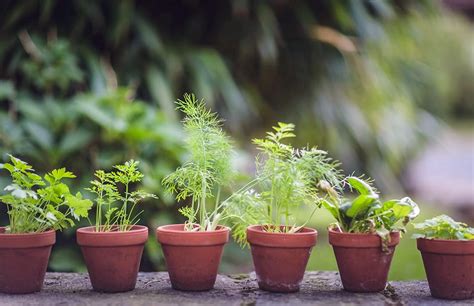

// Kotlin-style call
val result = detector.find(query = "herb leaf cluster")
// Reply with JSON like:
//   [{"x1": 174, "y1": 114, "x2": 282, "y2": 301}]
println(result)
[
  {"x1": 163, "y1": 93, "x2": 235, "y2": 231},
  {"x1": 0, "y1": 155, "x2": 92, "y2": 233},
  {"x1": 225, "y1": 122, "x2": 343, "y2": 246},
  {"x1": 87, "y1": 160, "x2": 157, "y2": 232},
  {"x1": 319, "y1": 176, "x2": 420, "y2": 249},
  {"x1": 412, "y1": 215, "x2": 474, "y2": 240}
]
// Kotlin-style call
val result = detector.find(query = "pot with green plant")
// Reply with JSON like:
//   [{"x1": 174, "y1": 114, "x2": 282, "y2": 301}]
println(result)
[
  {"x1": 413, "y1": 215, "x2": 473, "y2": 300},
  {"x1": 0, "y1": 155, "x2": 92, "y2": 294},
  {"x1": 158, "y1": 94, "x2": 251, "y2": 291},
  {"x1": 76, "y1": 160, "x2": 156, "y2": 293},
  {"x1": 319, "y1": 177, "x2": 419, "y2": 292},
  {"x1": 225, "y1": 122, "x2": 342, "y2": 293}
]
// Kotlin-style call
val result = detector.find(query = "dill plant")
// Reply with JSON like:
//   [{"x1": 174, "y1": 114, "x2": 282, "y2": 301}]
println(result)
[
  {"x1": 0, "y1": 155, "x2": 92, "y2": 233},
  {"x1": 224, "y1": 122, "x2": 343, "y2": 246},
  {"x1": 87, "y1": 160, "x2": 157, "y2": 232},
  {"x1": 163, "y1": 93, "x2": 246, "y2": 231}
]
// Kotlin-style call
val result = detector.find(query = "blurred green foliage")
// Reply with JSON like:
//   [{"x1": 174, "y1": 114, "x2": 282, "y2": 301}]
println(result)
[{"x1": 0, "y1": 0, "x2": 472, "y2": 274}]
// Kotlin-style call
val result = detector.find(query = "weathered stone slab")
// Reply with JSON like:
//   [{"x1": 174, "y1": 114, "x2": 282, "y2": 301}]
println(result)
[{"x1": 0, "y1": 272, "x2": 471, "y2": 305}]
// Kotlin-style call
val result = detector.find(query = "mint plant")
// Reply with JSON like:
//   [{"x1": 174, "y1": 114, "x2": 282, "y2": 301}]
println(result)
[
  {"x1": 412, "y1": 215, "x2": 474, "y2": 240},
  {"x1": 87, "y1": 160, "x2": 157, "y2": 232},
  {"x1": 0, "y1": 155, "x2": 92, "y2": 233},
  {"x1": 224, "y1": 122, "x2": 343, "y2": 246},
  {"x1": 319, "y1": 176, "x2": 420, "y2": 249}
]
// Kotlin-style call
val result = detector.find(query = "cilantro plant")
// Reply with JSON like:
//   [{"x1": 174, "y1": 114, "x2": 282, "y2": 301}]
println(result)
[
  {"x1": 319, "y1": 176, "x2": 420, "y2": 249},
  {"x1": 0, "y1": 155, "x2": 92, "y2": 233},
  {"x1": 224, "y1": 122, "x2": 343, "y2": 246},
  {"x1": 412, "y1": 215, "x2": 474, "y2": 240},
  {"x1": 163, "y1": 94, "x2": 247, "y2": 231},
  {"x1": 87, "y1": 160, "x2": 157, "y2": 232}
]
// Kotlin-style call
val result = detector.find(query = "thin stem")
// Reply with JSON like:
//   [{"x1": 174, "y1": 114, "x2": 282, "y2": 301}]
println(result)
[
  {"x1": 215, "y1": 186, "x2": 221, "y2": 211},
  {"x1": 208, "y1": 177, "x2": 263, "y2": 222},
  {"x1": 200, "y1": 176, "x2": 207, "y2": 231},
  {"x1": 298, "y1": 205, "x2": 318, "y2": 230},
  {"x1": 122, "y1": 182, "x2": 130, "y2": 231}
]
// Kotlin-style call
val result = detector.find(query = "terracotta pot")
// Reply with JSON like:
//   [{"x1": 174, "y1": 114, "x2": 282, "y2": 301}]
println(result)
[
  {"x1": 247, "y1": 225, "x2": 318, "y2": 293},
  {"x1": 328, "y1": 228, "x2": 399, "y2": 292},
  {"x1": 76, "y1": 225, "x2": 148, "y2": 293},
  {"x1": 156, "y1": 224, "x2": 229, "y2": 291},
  {"x1": 0, "y1": 227, "x2": 55, "y2": 294},
  {"x1": 417, "y1": 238, "x2": 474, "y2": 300}
]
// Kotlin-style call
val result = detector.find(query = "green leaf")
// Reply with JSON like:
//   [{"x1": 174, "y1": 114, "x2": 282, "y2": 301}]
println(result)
[
  {"x1": 46, "y1": 168, "x2": 76, "y2": 182},
  {"x1": 346, "y1": 176, "x2": 377, "y2": 196},
  {"x1": 412, "y1": 215, "x2": 474, "y2": 240},
  {"x1": 320, "y1": 199, "x2": 339, "y2": 220},
  {"x1": 66, "y1": 193, "x2": 93, "y2": 219},
  {"x1": 346, "y1": 194, "x2": 378, "y2": 218}
]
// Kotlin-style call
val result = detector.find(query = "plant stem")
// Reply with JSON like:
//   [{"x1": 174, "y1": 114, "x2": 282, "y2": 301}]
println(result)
[
  {"x1": 200, "y1": 176, "x2": 207, "y2": 230},
  {"x1": 122, "y1": 182, "x2": 130, "y2": 231}
]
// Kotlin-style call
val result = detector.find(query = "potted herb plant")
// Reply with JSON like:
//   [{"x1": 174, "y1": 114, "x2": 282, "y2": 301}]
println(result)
[
  {"x1": 0, "y1": 155, "x2": 92, "y2": 294},
  {"x1": 319, "y1": 177, "x2": 419, "y2": 292},
  {"x1": 158, "y1": 94, "x2": 247, "y2": 291},
  {"x1": 225, "y1": 122, "x2": 342, "y2": 293},
  {"x1": 413, "y1": 215, "x2": 474, "y2": 300},
  {"x1": 76, "y1": 160, "x2": 156, "y2": 293}
]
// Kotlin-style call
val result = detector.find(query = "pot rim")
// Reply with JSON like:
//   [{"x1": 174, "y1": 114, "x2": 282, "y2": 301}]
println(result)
[
  {"x1": 76, "y1": 225, "x2": 148, "y2": 235},
  {"x1": 417, "y1": 237, "x2": 474, "y2": 254},
  {"x1": 328, "y1": 227, "x2": 401, "y2": 237},
  {"x1": 0, "y1": 227, "x2": 56, "y2": 248},
  {"x1": 156, "y1": 223, "x2": 230, "y2": 234},
  {"x1": 77, "y1": 225, "x2": 148, "y2": 247},
  {"x1": 247, "y1": 224, "x2": 318, "y2": 236},
  {"x1": 0, "y1": 227, "x2": 55, "y2": 236},
  {"x1": 156, "y1": 224, "x2": 230, "y2": 246},
  {"x1": 246, "y1": 225, "x2": 318, "y2": 248},
  {"x1": 416, "y1": 237, "x2": 474, "y2": 243},
  {"x1": 328, "y1": 227, "x2": 400, "y2": 248}
]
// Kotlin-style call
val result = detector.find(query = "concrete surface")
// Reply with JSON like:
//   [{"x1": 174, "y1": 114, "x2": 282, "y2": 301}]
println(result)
[{"x1": 0, "y1": 271, "x2": 472, "y2": 305}]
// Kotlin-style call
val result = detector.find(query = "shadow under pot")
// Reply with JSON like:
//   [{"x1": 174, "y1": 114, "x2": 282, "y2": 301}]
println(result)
[
  {"x1": 328, "y1": 228, "x2": 400, "y2": 293},
  {"x1": 156, "y1": 224, "x2": 229, "y2": 291},
  {"x1": 247, "y1": 225, "x2": 318, "y2": 293},
  {"x1": 76, "y1": 225, "x2": 148, "y2": 293},
  {"x1": 0, "y1": 227, "x2": 56, "y2": 294},
  {"x1": 417, "y1": 238, "x2": 474, "y2": 300}
]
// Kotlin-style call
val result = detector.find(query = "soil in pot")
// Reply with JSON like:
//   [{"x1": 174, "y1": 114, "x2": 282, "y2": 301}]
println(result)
[
  {"x1": 417, "y1": 238, "x2": 474, "y2": 300},
  {"x1": 246, "y1": 225, "x2": 318, "y2": 293},
  {"x1": 0, "y1": 227, "x2": 56, "y2": 294},
  {"x1": 76, "y1": 225, "x2": 148, "y2": 293},
  {"x1": 156, "y1": 224, "x2": 229, "y2": 291},
  {"x1": 328, "y1": 228, "x2": 400, "y2": 293}
]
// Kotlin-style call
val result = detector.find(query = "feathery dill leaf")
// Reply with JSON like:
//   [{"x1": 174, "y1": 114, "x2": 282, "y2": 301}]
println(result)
[
  {"x1": 163, "y1": 93, "x2": 235, "y2": 231},
  {"x1": 225, "y1": 122, "x2": 343, "y2": 246}
]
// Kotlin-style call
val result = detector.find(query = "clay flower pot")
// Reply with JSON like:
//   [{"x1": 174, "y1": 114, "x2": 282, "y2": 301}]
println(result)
[
  {"x1": 417, "y1": 238, "x2": 474, "y2": 300},
  {"x1": 76, "y1": 225, "x2": 148, "y2": 293},
  {"x1": 156, "y1": 224, "x2": 229, "y2": 291},
  {"x1": 328, "y1": 228, "x2": 400, "y2": 292},
  {"x1": 247, "y1": 225, "x2": 318, "y2": 293},
  {"x1": 0, "y1": 227, "x2": 56, "y2": 294}
]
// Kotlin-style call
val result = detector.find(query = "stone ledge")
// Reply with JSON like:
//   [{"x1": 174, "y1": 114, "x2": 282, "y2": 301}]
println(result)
[{"x1": 0, "y1": 272, "x2": 469, "y2": 305}]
